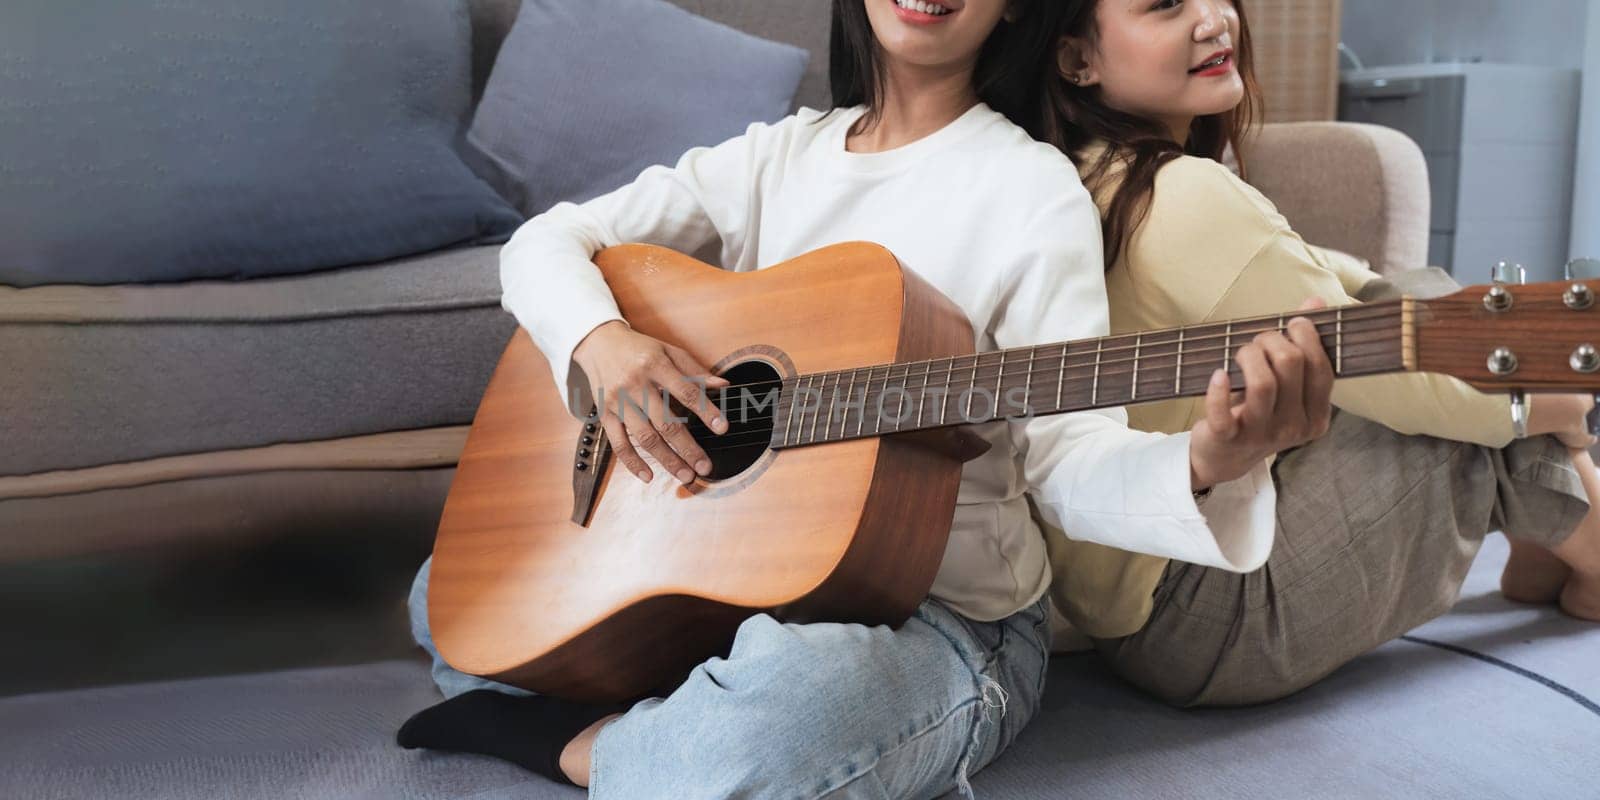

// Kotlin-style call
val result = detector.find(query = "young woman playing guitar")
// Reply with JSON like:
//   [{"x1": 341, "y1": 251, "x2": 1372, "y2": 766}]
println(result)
[
  {"x1": 397, "y1": 0, "x2": 1335, "y2": 796},
  {"x1": 1038, "y1": 0, "x2": 1600, "y2": 708}
]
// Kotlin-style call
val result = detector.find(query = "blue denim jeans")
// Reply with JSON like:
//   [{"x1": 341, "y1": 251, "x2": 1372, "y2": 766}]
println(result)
[{"x1": 408, "y1": 560, "x2": 1051, "y2": 799}]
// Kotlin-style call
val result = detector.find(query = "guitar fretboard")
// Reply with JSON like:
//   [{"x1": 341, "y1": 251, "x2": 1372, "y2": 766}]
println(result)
[{"x1": 749, "y1": 301, "x2": 1409, "y2": 448}]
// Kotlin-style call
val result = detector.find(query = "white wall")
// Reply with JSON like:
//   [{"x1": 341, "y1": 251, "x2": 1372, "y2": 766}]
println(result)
[
  {"x1": 1341, "y1": 0, "x2": 1589, "y2": 70},
  {"x1": 1573, "y1": 0, "x2": 1600, "y2": 260}
]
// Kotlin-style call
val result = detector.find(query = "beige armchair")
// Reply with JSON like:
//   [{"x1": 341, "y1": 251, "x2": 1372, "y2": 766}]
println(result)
[{"x1": 1243, "y1": 121, "x2": 1432, "y2": 277}]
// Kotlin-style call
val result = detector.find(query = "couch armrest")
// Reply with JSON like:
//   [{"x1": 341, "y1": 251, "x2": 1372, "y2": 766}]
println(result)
[{"x1": 1241, "y1": 122, "x2": 1430, "y2": 276}]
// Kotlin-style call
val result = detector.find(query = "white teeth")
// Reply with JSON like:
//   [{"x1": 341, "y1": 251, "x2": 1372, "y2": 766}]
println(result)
[{"x1": 895, "y1": 0, "x2": 950, "y2": 15}]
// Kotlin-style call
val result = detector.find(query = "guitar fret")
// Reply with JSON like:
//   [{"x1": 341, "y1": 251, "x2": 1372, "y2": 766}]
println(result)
[
  {"x1": 808, "y1": 373, "x2": 826, "y2": 444},
  {"x1": 988, "y1": 351, "x2": 1004, "y2": 422},
  {"x1": 860, "y1": 367, "x2": 875, "y2": 437},
  {"x1": 880, "y1": 366, "x2": 895, "y2": 432},
  {"x1": 821, "y1": 372, "x2": 834, "y2": 442},
  {"x1": 1223, "y1": 323, "x2": 1233, "y2": 374},
  {"x1": 940, "y1": 358, "x2": 954, "y2": 425},
  {"x1": 843, "y1": 369, "x2": 857, "y2": 441},
  {"x1": 901, "y1": 364, "x2": 916, "y2": 431},
  {"x1": 876, "y1": 366, "x2": 889, "y2": 435},
  {"x1": 1175, "y1": 328, "x2": 1185, "y2": 395},
  {"x1": 1023, "y1": 347, "x2": 1035, "y2": 417},
  {"x1": 789, "y1": 375, "x2": 808, "y2": 446},
  {"x1": 916, "y1": 361, "x2": 932, "y2": 428},
  {"x1": 1131, "y1": 333, "x2": 1142, "y2": 402},
  {"x1": 782, "y1": 376, "x2": 796, "y2": 446},
  {"x1": 1091, "y1": 339, "x2": 1103, "y2": 406},
  {"x1": 777, "y1": 380, "x2": 791, "y2": 447},
  {"x1": 1055, "y1": 343, "x2": 1066, "y2": 412},
  {"x1": 966, "y1": 356, "x2": 980, "y2": 421},
  {"x1": 1335, "y1": 307, "x2": 1345, "y2": 375}
]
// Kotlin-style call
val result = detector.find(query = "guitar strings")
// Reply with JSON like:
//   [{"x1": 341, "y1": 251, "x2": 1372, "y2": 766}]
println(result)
[
  {"x1": 675, "y1": 332, "x2": 1406, "y2": 447},
  {"x1": 644, "y1": 310, "x2": 1404, "y2": 416},
  {"x1": 670, "y1": 306, "x2": 1403, "y2": 399},
  {"x1": 646, "y1": 316, "x2": 1405, "y2": 437},
  {"x1": 680, "y1": 348, "x2": 1407, "y2": 454},
  {"x1": 585, "y1": 311, "x2": 1404, "y2": 459},
  {"x1": 617, "y1": 339, "x2": 1408, "y2": 456}
]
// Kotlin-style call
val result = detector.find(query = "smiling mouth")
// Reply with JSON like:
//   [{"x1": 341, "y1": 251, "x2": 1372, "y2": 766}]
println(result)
[
  {"x1": 893, "y1": 0, "x2": 953, "y2": 17},
  {"x1": 1190, "y1": 53, "x2": 1231, "y2": 73}
]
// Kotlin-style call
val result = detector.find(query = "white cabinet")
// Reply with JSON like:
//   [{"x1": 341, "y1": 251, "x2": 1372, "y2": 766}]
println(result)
[{"x1": 1340, "y1": 63, "x2": 1581, "y2": 282}]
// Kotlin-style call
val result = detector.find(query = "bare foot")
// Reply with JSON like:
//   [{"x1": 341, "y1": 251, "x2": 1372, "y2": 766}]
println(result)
[
  {"x1": 1501, "y1": 538, "x2": 1572, "y2": 605},
  {"x1": 1559, "y1": 573, "x2": 1600, "y2": 621},
  {"x1": 558, "y1": 712, "x2": 622, "y2": 788},
  {"x1": 1548, "y1": 450, "x2": 1600, "y2": 620}
]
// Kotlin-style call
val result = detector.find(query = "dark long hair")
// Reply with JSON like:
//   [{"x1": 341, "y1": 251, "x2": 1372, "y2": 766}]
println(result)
[
  {"x1": 826, "y1": 0, "x2": 1068, "y2": 137},
  {"x1": 1040, "y1": 0, "x2": 1262, "y2": 269}
]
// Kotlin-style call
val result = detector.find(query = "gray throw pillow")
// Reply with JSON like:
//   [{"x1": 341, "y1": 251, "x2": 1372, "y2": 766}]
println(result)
[
  {"x1": 0, "y1": 0, "x2": 524, "y2": 286},
  {"x1": 467, "y1": 0, "x2": 809, "y2": 217}
]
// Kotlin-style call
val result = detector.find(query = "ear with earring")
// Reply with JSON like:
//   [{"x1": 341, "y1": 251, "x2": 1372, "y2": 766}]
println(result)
[{"x1": 1058, "y1": 40, "x2": 1092, "y2": 87}]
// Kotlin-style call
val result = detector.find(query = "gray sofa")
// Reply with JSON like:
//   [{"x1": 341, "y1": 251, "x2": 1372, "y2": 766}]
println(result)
[
  {"x1": 0, "y1": 1, "x2": 1403, "y2": 563},
  {"x1": 5, "y1": 1, "x2": 1597, "y2": 798}
]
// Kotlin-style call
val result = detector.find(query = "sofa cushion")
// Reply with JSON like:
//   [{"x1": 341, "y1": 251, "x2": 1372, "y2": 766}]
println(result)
[
  {"x1": 0, "y1": 247, "x2": 514, "y2": 476},
  {"x1": 465, "y1": 0, "x2": 808, "y2": 216},
  {"x1": 0, "y1": 0, "x2": 523, "y2": 286},
  {"x1": 666, "y1": 0, "x2": 833, "y2": 112},
  {"x1": 465, "y1": 0, "x2": 834, "y2": 113}
]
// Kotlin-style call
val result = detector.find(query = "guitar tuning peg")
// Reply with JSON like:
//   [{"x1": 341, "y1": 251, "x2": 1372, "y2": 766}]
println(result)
[
  {"x1": 1485, "y1": 261, "x2": 1527, "y2": 312},
  {"x1": 1492, "y1": 261, "x2": 1527, "y2": 285},
  {"x1": 1566, "y1": 258, "x2": 1598, "y2": 310},
  {"x1": 1510, "y1": 390, "x2": 1529, "y2": 439}
]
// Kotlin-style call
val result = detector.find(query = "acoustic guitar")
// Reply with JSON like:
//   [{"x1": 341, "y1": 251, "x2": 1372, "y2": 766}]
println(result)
[{"x1": 428, "y1": 242, "x2": 1600, "y2": 702}]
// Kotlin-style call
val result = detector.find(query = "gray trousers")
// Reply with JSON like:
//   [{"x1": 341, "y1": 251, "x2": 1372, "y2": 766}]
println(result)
[{"x1": 1094, "y1": 410, "x2": 1589, "y2": 707}]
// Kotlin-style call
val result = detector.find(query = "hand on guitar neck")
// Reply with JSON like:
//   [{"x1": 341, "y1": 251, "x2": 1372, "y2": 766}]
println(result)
[
  {"x1": 573, "y1": 320, "x2": 731, "y2": 486},
  {"x1": 1187, "y1": 297, "x2": 1337, "y2": 493}
]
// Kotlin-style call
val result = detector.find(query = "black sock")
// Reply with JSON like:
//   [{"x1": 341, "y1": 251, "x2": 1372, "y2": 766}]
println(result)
[{"x1": 396, "y1": 690, "x2": 629, "y2": 785}]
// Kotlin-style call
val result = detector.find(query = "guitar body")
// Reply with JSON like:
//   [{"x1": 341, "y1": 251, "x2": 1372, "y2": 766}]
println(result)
[{"x1": 428, "y1": 243, "x2": 977, "y2": 702}]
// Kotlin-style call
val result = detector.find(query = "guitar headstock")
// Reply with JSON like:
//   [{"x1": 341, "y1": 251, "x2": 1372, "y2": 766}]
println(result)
[{"x1": 1412, "y1": 261, "x2": 1600, "y2": 393}]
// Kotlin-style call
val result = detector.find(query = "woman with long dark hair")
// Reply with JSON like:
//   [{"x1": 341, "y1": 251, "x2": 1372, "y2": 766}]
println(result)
[
  {"x1": 393, "y1": 1, "x2": 1338, "y2": 796},
  {"x1": 1035, "y1": 0, "x2": 1600, "y2": 708}
]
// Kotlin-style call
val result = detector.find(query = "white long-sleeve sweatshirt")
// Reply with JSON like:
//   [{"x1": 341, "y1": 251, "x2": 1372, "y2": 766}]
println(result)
[{"x1": 499, "y1": 102, "x2": 1276, "y2": 621}]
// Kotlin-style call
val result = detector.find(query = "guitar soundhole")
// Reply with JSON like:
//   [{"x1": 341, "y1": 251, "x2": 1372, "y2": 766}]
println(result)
[{"x1": 692, "y1": 359, "x2": 781, "y2": 482}]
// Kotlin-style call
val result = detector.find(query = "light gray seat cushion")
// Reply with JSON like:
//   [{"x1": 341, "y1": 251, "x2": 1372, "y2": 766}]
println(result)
[
  {"x1": 0, "y1": 247, "x2": 515, "y2": 477},
  {"x1": 3, "y1": 536, "x2": 1594, "y2": 799}
]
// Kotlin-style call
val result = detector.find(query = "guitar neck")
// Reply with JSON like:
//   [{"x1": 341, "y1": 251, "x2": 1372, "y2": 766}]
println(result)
[{"x1": 762, "y1": 300, "x2": 1412, "y2": 448}]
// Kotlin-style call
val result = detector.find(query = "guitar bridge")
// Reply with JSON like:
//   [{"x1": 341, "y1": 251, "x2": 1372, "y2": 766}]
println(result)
[{"x1": 570, "y1": 407, "x2": 612, "y2": 526}]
